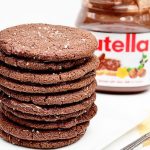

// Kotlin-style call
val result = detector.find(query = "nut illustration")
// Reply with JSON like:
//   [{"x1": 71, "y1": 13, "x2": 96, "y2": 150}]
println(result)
[
  {"x1": 137, "y1": 68, "x2": 146, "y2": 77},
  {"x1": 129, "y1": 68, "x2": 138, "y2": 78}
]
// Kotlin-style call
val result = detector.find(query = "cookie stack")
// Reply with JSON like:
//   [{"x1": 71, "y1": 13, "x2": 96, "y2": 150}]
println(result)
[{"x1": 0, "y1": 24, "x2": 98, "y2": 149}]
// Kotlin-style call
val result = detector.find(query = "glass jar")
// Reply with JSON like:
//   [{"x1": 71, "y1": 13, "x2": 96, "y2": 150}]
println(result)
[{"x1": 77, "y1": 0, "x2": 150, "y2": 93}]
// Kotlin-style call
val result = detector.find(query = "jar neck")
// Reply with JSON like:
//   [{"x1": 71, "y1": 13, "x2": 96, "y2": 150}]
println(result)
[{"x1": 77, "y1": 0, "x2": 150, "y2": 33}]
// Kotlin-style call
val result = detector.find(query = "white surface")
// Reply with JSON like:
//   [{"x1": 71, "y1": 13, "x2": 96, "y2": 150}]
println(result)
[
  {"x1": 104, "y1": 127, "x2": 145, "y2": 150},
  {"x1": 0, "y1": 0, "x2": 150, "y2": 149}
]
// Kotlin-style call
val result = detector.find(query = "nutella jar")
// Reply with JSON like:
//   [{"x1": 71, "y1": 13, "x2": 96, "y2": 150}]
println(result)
[{"x1": 77, "y1": 0, "x2": 150, "y2": 93}]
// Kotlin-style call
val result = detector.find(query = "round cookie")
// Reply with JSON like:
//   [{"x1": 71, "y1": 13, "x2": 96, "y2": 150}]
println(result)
[
  {"x1": 0, "y1": 51, "x2": 88, "y2": 71},
  {"x1": 1, "y1": 105, "x2": 91, "y2": 122},
  {"x1": 1, "y1": 130, "x2": 85, "y2": 149},
  {"x1": 0, "y1": 24, "x2": 97, "y2": 61},
  {"x1": 2, "y1": 104, "x2": 93, "y2": 122},
  {"x1": 0, "y1": 56, "x2": 98, "y2": 84},
  {"x1": 0, "y1": 72, "x2": 95, "y2": 93},
  {"x1": 1, "y1": 93, "x2": 96, "y2": 116},
  {"x1": 0, "y1": 113, "x2": 89, "y2": 141},
  {"x1": 2, "y1": 104, "x2": 97, "y2": 129},
  {"x1": 0, "y1": 81, "x2": 96, "y2": 106}
]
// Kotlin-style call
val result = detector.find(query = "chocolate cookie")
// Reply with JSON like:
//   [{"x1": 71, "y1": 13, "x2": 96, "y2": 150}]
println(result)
[
  {"x1": 2, "y1": 104, "x2": 97, "y2": 129},
  {"x1": 0, "y1": 24, "x2": 97, "y2": 61},
  {"x1": 1, "y1": 93, "x2": 96, "y2": 116},
  {"x1": 0, "y1": 112, "x2": 89, "y2": 141},
  {"x1": 0, "y1": 72, "x2": 95, "y2": 93},
  {"x1": 0, "y1": 81, "x2": 96, "y2": 105},
  {"x1": 2, "y1": 104, "x2": 93, "y2": 122},
  {"x1": 0, "y1": 51, "x2": 88, "y2": 71},
  {"x1": 0, "y1": 56, "x2": 98, "y2": 84},
  {"x1": 1, "y1": 130, "x2": 85, "y2": 149}
]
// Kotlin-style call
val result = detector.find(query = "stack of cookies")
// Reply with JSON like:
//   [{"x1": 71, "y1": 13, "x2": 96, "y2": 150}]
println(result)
[{"x1": 0, "y1": 24, "x2": 98, "y2": 149}]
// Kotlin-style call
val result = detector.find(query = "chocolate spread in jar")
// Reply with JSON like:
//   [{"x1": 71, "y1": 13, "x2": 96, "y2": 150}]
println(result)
[{"x1": 77, "y1": 0, "x2": 150, "y2": 93}]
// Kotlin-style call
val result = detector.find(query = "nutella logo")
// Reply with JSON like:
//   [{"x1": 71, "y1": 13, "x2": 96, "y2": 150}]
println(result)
[{"x1": 98, "y1": 34, "x2": 149, "y2": 52}]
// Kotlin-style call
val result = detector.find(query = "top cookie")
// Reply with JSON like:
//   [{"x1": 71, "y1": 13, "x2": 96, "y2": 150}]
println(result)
[{"x1": 0, "y1": 24, "x2": 97, "y2": 61}]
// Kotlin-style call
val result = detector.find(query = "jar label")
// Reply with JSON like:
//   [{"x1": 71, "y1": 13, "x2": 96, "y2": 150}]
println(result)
[{"x1": 93, "y1": 32, "x2": 150, "y2": 87}]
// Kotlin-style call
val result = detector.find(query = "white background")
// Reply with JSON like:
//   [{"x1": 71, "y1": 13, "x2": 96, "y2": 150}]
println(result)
[
  {"x1": 0, "y1": 0, "x2": 150, "y2": 150},
  {"x1": 0, "y1": 0, "x2": 81, "y2": 30}
]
